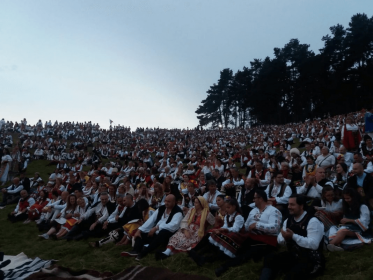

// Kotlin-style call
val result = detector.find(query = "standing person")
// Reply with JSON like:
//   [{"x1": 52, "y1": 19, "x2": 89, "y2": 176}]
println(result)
[
  {"x1": 342, "y1": 116, "x2": 362, "y2": 152},
  {"x1": 214, "y1": 190, "x2": 282, "y2": 277},
  {"x1": 0, "y1": 148, "x2": 12, "y2": 186},
  {"x1": 121, "y1": 194, "x2": 183, "y2": 260},
  {"x1": 259, "y1": 195, "x2": 325, "y2": 280},
  {"x1": 364, "y1": 106, "x2": 373, "y2": 140}
]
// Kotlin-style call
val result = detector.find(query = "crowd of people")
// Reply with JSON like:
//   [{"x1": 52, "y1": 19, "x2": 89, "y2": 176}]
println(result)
[{"x1": 1, "y1": 108, "x2": 373, "y2": 279}]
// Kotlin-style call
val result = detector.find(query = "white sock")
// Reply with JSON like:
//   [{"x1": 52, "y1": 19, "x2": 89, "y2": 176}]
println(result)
[{"x1": 163, "y1": 248, "x2": 172, "y2": 256}]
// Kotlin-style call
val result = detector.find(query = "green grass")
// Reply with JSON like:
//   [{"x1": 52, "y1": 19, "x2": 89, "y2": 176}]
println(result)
[{"x1": 1, "y1": 145, "x2": 373, "y2": 279}]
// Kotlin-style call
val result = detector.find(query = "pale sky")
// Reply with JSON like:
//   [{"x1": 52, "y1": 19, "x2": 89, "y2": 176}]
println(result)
[{"x1": 1, "y1": 0, "x2": 372, "y2": 129}]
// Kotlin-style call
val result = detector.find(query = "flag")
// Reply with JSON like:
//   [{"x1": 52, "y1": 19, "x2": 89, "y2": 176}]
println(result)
[{"x1": 109, "y1": 119, "x2": 113, "y2": 124}]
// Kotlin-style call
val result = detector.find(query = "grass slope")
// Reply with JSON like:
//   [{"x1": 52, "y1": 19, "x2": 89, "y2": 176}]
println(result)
[{"x1": 1, "y1": 156, "x2": 373, "y2": 279}]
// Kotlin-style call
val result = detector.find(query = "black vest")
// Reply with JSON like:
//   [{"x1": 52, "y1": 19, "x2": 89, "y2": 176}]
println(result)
[
  {"x1": 240, "y1": 187, "x2": 257, "y2": 206},
  {"x1": 155, "y1": 205, "x2": 182, "y2": 226},
  {"x1": 286, "y1": 213, "x2": 324, "y2": 267}
]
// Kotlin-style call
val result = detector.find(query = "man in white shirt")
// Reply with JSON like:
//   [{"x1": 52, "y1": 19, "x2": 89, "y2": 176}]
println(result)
[
  {"x1": 260, "y1": 195, "x2": 324, "y2": 280},
  {"x1": 1, "y1": 177, "x2": 24, "y2": 206},
  {"x1": 315, "y1": 147, "x2": 335, "y2": 170},
  {"x1": 265, "y1": 172, "x2": 292, "y2": 214},
  {"x1": 7, "y1": 190, "x2": 35, "y2": 222},
  {"x1": 121, "y1": 194, "x2": 183, "y2": 261},
  {"x1": 215, "y1": 189, "x2": 282, "y2": 277},
  {"x1": 203, "y1": 180, "x2": 222, "y2": 212}
]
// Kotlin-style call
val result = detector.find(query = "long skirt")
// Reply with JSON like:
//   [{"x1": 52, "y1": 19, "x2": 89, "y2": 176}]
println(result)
[
  {"x1": 209, "y1": 230, "x2": 247, "y2": 258},
  {"x1": 167, "y1": 225, "x2": 201, "y2": 253}
]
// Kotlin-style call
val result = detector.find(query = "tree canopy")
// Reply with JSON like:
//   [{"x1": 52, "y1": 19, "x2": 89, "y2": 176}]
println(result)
[{"x1": 195, "y1": 13, "x2": 373, "y2": 128}]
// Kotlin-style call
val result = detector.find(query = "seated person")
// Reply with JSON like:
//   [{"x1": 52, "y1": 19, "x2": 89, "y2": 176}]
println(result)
[
  {"x1": 346, "y1": 163, "x2": 373, "y2": 201},
  {"x1": 214, "y1": 190, "x2": 282, "y2": 277},
  {"x1": 66, "y1": 192, "x2": 109, "y2": 240},
  {"x1": 260, "y1": 195, "x2": 325, "y2": 280},
  {"x1": 181, "y1": 182, "x2": 201, "y2": 215},
  {"x1": 188, "y1": 197, "x2": 244, "y2": 266},
  {"x1": 89, "y1": 194, "x2": 143, "y2": 247},
  {"x1": 121, "y1": 194, "x2": 183, "y2": 261},
  {"x1": 26, "y1": 190, "x2": 50, "y2": 223},
  {"x1": 202, "y1": 180, "x2": 222, "y2": 213},
  {"x1": 327, "y1": 188, "x2": 371, "y2": 252},
  {"x1": 314, "y1": 186, "x2": 343, "y2": 232},
  {"x1": 265, "y1": 172, "x2": 292, "y2": 215},
  {"x1": 1, "y1": 177, "x2": 24, "y2": 207},
  {"x1": 237, "y1": 178, "x2": 258, "y2": 220},
  {"x1": 8, "y1": 190, "x2": 35, "y2": 223},
  {"x1": 39, "y1": 194, "x2": 78, "y2": 239},
  {"x1": 156, "y1": 196, "x2": 215, "y2": 260}
]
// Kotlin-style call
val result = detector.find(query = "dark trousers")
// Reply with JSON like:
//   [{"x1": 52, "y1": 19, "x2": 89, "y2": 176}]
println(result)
[
  {"x1": 1, "y1": 193, "x2": 20, "y2": 205},
  {"x1": 219, "y1": 240, "x2": 275, "y2": 269},
  {"x1": 66, "y1": 218, "x2": 93, "y2": 238},
  {"x1": 261, "y1": 251, "x2": 313, "y2": 280},
  {"x1": 8, "y1": 212, "x2": 28, "y2": 223},
  {"x1": 133, "y1": 229, "x2": 174, "y2": 254}
]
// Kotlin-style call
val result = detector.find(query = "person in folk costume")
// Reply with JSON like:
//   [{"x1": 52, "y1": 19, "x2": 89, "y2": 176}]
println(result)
[
  {"x1": 181, "y1": 182, "x2": 201, "y2": 215},
  {"x1": 0, "y1": 177, "x2": 24, "y2": 207},
  {"x1": 342, "y1": 116, "x2": 362, "y2": 152},
  {"x1": 202, "y1": 180, "x2": 222, "y2": 214},
  {"x1": 260, "y1": 195, "x2": 325, "y2": 280},
  {"x1": 151, "y1": 183, "x2": 166, "y2": 209},
  {"x1": 237, "y1": 178, "x2": 258, "y2": 220},
  {"x1": 188, "y1": 197, "x2": 245, "y2": 266},
  {"x1": 327, "y1": 188, "x2": 371, "y2": 252},
  {"x1": 214, "y1": 190, "x2": 282, "y2": 277},
  {"x1": 8, "y1": 190, "x2": 35, "y2": 223},
  {"x1": 26, "y1": 190, "x2": 50, "y2": 222},
  {"x1": 55, "y1": 197, "x2": 90, "y2": 239},
  {"x1": 38, "y1": 193, "x2": 78, "y2": 240},
  {"x1": 89, "y1": 194, "x2": 143, "y2": 248},
  {"x1": 0, "y1": 148, "x2": 12, "y2": 186},
  {"x1": 265, "y1": 172, "x2": 292, "y2": 217},
  {"x1": 155, "y1": 196, "x2": 215, "y2": 260},
  {"x1": 212, "y1": 194, "x2": 227, "y2": 229},
  {"x1": 296, "y1": 168, "x2": 334, "y2": 213},
  {"x1": 314, "y1": 186, "x2": 343, "y2": 232},
  {"x1": 302, "y1": 155, "x2": 318, "y2": 180},
  {"x1": 249, "y1": 161, "x2": 271, "y2": 188},
  {"x1": 221, "y1": 168, "x2": 244, "y2": 199},
  {"x1": 121, "y1": 194, "x2": 183, "y2": 260},
  {"x1": 178, "y1": 174, "x2": 190, "y2": 195}
]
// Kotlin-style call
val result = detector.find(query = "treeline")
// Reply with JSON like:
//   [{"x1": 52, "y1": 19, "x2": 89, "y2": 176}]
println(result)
[{"x1": 195, "y1": 13, "x2": 373, "y2": 128}]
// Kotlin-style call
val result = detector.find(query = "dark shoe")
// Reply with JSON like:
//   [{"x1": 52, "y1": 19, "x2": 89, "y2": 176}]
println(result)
[
  {"x1": 121, "y1": 250, "x2": 138, "y2": 257},
  {"x1": 135, "y1": 251, "x2": 147, "y2": 261},
  {"x1": 155, "y1": 251, "x2": 169, "y2": 261},
  {"x1": 215, "y1": 266, "x2": 228, "y2": 277}
]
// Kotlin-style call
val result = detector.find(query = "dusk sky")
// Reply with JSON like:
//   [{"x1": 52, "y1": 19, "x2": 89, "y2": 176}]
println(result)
[{"x1": 1, "y1": 0, "x2": 372, "y2": 129}]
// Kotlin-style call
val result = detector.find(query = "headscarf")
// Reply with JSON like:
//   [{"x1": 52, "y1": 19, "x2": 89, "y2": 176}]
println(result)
[{"x1": 187, "y1": 196, "x2": 209, "y2": 238}]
